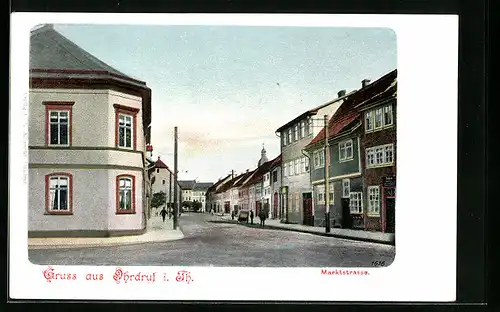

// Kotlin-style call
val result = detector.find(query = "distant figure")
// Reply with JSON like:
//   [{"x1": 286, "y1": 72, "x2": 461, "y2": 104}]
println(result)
[
  {"x1": 160, "y1": 208, "x2": 167, "y2": 222},
  {"x1": 259, "y1": 209, "x2": 267, "y2": 226},
  {"x1": 250, "y1": 210, "x2": 254, "y2": 224},
  {"x1": 231, "y1": 211, "x2": 235, "y2": 220}
]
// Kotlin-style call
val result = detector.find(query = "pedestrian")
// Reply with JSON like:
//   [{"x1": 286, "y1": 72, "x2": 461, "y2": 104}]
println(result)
[
  {"x1": 259, "y1": 209, "x2": 267, "y2": 226},
  {"x1": 250, "y1": 210, "x2": 254, "y2": 225},
  {"x1": 160, "y1": 207, "x2": 167, "y2": 222}
]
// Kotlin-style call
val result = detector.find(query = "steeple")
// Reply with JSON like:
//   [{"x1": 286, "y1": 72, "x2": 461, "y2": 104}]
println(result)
[{"x1": 258, "y1": 143, "x2": 269, "y2": 167}]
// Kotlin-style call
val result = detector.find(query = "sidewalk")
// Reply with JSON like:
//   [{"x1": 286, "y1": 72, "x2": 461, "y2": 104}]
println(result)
[
  {"x1": 28, "y1": 216, "x2": 184, "y2": 250},
  {"x1": 216, "y1": 214, "x2": 394, "y2": 245}
]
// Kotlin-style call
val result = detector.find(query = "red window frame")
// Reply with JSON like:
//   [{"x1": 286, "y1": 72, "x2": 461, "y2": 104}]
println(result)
[
  {"x1": 114, "y1": 104, "x2": 139, "y2": 150},
  {"x1": 45, "y1": 172, "x2": 73, "y2": 215},
  {"x1": 43, "y1": 101, "x2": 74, "y2": 146},
  {"x1": 116, "y1": 174, "x2": 136, "y2": 214}
]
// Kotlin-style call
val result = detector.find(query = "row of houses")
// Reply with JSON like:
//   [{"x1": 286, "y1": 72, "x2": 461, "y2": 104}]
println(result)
[
  {"x1": 206, "y1": 69, "x2": 397, "y2": 233},
  {"x1": 150, "y1": 157, "x2": 214, "y2": 213}
]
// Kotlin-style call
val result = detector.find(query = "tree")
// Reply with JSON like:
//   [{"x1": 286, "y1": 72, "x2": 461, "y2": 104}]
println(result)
[
  {"x1": 192, "y1": 201, "x2": 202, "y2": 212},
  {"x1": 182, "y1": 201, "x2": 193, "y2": 209},
  {"x1": 152, "y1": 191, "x2": 166, "y2": 209}
]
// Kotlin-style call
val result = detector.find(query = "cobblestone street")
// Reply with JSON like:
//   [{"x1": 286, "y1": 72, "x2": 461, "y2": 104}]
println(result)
[{"x1": 29, "y1": 213, "x2": 395, "y2": 267}]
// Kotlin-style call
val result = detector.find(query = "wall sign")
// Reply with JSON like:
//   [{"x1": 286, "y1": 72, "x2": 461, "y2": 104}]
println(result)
[{"x1": 383, "y1": 176, "x2": 396, "y2": 187}]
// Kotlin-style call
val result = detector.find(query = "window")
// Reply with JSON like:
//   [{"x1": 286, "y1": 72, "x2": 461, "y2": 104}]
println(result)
[
  {"x1": 49, "y1": 111, "x2": 69, "y2": 145},
  {"x1": 300, "y1": 121, "x2": 305, "y2": 138},
  {"x1": 300, "y1": 157, "x2": 306, "y2": 173},
  {"x1": 316, "y1": 185, "x2": 327, "y2": 204},
  {"x1": 295, "y1": 159, "x2": 300, "y2": 175},
  {"x1": 339, "y1": 139, "x2": 354, "y2": 162},
  {"x1": 384, "y1": 105, "x2": 393, "y2": 126},
  {"x1": 284, "y1": 164, "x2": 288, "y2": 177},
  {"x1": 114, "y1": 104, "x2": 139, "y2": 150},
  {"x1": 306, "y1": 117, "x2": 312, "y2": 135},
  {"x1": 162, "y1": 179, "x2": 166, "y2": 185},
  {"x1": 342, "y1": 179, "x2": 350, "y2": 198},
  {"x1": 45, "y1": 173, "x2": 73, "y2": 214},
  {"x1": 305, "y1": 157, "x2": 310, "y2": 172},
  {"x1": 365, "y1": 103, "x2": 394, "y2": 133},
  {"x1": 375, "y1": 107, "x2": 383, "y2": 128},
  {"x1": 44, "y1": 102, "x2": 74, "y2": 146},
  {"x1": 289, "y1": 161, "x2": 295, "y2": 176},
  {"x1": 282, "y1": 132, "x2": 287, "y2": 146},
  {"x1": 328, "y1": 184, "x2": 334, "y2": 202},
  {"x1": 313, "y1": 149, "x2": 325, "y2": 169},
  {"x1": 365, "y1": 144, "x2": 395, "y2": 168},
  {"x1": 116, "y1": 175, "x2": 135, "y2": 214},
  {"x1": 272, "y1": 171, "x2": 278, "y2": 182},
  {"x1": 365, "y1": 111, "x2": 373, "y2": 132},
  {"x1": 294, "y1": 125, "x2": 299, "y2": 141},
  {"x1": 367, "y1": 186, "x2": 381, "y2": 216},
  {"x1": 349, "y1": 192, "x2": 363, "y2": 214},
  {"x1": 156, "y1": 169, "x2": 159, "y2": 173},
  {"x1": 287, "y1": 129, "x2": 292, "y2": 144}
]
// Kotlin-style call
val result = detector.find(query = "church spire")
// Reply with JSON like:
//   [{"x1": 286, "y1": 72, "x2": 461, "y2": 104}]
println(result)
[{"x1": 258, "y1": 142, "x2": 269, "y2": 167}]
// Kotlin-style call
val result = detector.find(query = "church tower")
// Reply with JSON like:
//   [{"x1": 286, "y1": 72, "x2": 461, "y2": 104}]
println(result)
[{"x1": 258, "y1": 143, "x2": 269, "y2": 167}]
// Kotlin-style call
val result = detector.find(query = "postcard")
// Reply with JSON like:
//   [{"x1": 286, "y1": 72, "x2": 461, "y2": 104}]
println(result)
[{"x1": 10, "y1": 13, "x2": 458, "y2": 302}]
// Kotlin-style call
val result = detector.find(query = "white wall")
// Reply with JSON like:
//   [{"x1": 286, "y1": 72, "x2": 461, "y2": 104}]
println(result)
[
  {"x1": 29, "y1": 168, "x2": 109, "y2": 232},
  {"x1": 106, "y1": 169, "x2": 144, "y2": 231},
  {"x1": 29, "y1": 88, "x2": 147, "y2": 234},
  {"x1": 107, "y1": 90, "x2": 144, "y2": 150}
]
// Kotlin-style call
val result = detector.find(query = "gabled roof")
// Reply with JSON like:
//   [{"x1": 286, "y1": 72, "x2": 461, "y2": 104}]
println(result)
[
  {"x1": 306, "y1": 69, "x2": 397, "y2": 149},
  {"x1": 237, "y1": 170, "x2": 259, "y2": 188},
  {"x1": 269, "y1": 154, "x2": 282, "y2": 170},
  {"x1": 244, "y1": 158, "x2": 276, "y2": 186},
  {"x1": 154, "y1": 158, "x2": 169, "y2": 169},
  {"x1": 178, "y1": 180, "x2": 197, "y2": 190},
  {"x1": 193, "y1": 182, "x2": 214, "y2": 191},
  {"x1": 215, "y1": 173, "x2": 247, "y2": 194},
  {"x1": 275, "y1": 90, "x2": 354, "y2": 133},
  {"x1": 207, "y1": 174, "x2": 232, "y2": 193}
]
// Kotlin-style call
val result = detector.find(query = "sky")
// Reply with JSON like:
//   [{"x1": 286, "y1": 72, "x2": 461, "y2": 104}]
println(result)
[{"x1": 53, "y1": 24, "x2": 396, "y2": 182}]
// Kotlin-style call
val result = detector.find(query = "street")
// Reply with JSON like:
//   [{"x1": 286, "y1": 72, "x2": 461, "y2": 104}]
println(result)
[{"x1": 29, "y1": 213, "x2": 395, "y2": 267}]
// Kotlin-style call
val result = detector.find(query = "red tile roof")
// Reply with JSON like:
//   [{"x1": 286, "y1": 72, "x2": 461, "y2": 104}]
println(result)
[
  {"x1": 215, "y1": 173, "x2": 247, "y2": 194},
  {"x1": 155, "y1": 158, "x2": 169, "y2": 169},
  {"x1": 306, "y1": 69, "x2": 397, "y2": 149}
]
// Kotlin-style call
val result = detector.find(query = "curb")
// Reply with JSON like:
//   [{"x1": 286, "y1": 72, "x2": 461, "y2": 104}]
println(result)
[
  {"x1": 28, "y1": 232, "x2": 185, "y2": 250},
  {"x1": 214, "y1": 219, "x2": 394, "y2": 246}
]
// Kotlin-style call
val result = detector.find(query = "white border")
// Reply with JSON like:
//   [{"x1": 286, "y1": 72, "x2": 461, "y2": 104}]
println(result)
[{"x1": 10, "y1": 13, "x2": 458, "y2": 301}]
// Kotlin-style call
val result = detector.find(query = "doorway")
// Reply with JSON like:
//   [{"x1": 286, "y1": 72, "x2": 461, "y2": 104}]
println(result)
[
  {"x1": 273, "y1": 192, "x2": 279, "y2": 219},
  {"x1": 302, "y1": 193, "x2": 313, "y2": 226},
  {"x1": 385, "y1": 197, "x2": 396, "y2": 233},
  {"x1": 341, "y1": 198, "x2": 352, "y2": 229}
]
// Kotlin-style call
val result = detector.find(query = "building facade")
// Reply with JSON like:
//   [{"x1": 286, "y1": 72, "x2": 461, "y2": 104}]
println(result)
[
  {"x1": 357, "y1": 70, "x2": 397, "y2": 233},
  {"x1": 276, "y1": 90, "x2": 349, "y2": 224},
  {"x1": 306, "y1": 69, "x2": 397, "y2": 232},
  {"x1": 150, "y1": 156, "x2": 181, "y2": 215},
  {"x1": 29, "y1": 25, "x2": 153, "y2": 237},
  {"x1": 192, "y1": 182, "x2": 213, "y2": 212},
  {"x1": 206, "y1": 174, "x2": 232, "y2": 213},
  {"x1": 269, "y1": 156, "x2": 282, "y2": 219}
]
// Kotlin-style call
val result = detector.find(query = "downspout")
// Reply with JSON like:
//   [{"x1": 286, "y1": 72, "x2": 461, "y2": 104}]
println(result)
[{"x1": 275, "y1": 131, "x2": 285, "y2": 222}]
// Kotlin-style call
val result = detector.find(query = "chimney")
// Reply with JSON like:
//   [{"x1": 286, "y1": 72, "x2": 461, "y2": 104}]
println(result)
[
  {"x1": 362, "y1": 79, "x2": 371, "y2": 88},
  {"x1": 157, "y1": 156, "x2": 160, "y2": 160},
  {"x1": 337, "y1": 90, "x2": 346, "y2": 98},
  {"x1": 246, "y1": 169, "x2": 249, "y2": 173}
]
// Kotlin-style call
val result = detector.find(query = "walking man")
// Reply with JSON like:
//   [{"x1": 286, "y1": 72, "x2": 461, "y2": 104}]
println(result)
[
  {"x1": 160, "y1": 207, "x2": 167, "y2": 222},
  {"x1": 250, "y1": 210, "x2": 254, "y2": 225},
  {"x1": 259, "y1": 208, "x2": 267, "y2": 226}
]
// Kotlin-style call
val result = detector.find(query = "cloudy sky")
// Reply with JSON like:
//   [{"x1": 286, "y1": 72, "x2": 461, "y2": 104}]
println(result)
[{"x1": 54, "y1": 24, "x2": 396, "y2": 182}]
